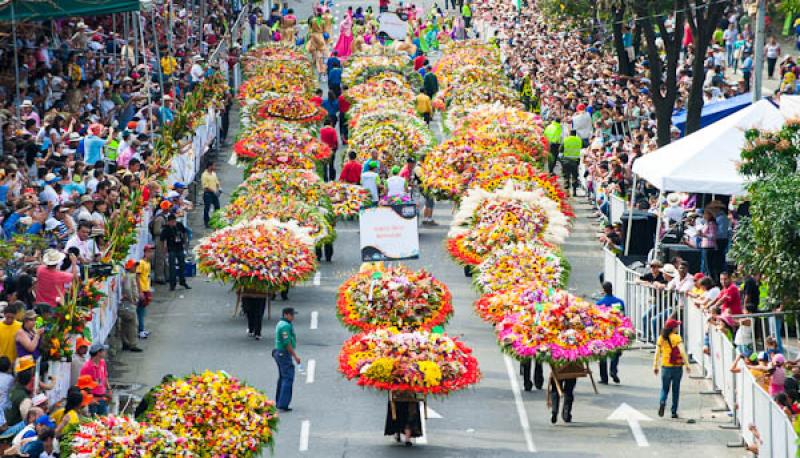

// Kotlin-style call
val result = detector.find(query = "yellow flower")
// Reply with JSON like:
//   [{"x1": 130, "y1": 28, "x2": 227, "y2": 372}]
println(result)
[
  {"x1": 417, "y1": 361, "x2": 442, "y2": 387},
  {"x1": 365, "y1": 357, "x2": 395, "y2": 382}
]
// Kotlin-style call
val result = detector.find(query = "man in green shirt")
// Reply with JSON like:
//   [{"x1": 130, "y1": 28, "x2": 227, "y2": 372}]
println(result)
[
  {"x1": 273, "y1": 307, "x2": 300, "y2": 412},
  {"x1": 461, "y1": 2, "x2": 472, "y2": 28},
  {"x1": 562, "y1": 130, "x2": 583, "y2": 196},
  {"x1": 543, "y1": 119, "x2": 562, "y2": 174}
]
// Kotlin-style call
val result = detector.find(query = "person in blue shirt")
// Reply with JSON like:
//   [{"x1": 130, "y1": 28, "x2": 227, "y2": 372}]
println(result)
[
  {"x1": 321, "y1": 92, "x2": 339, "y2": 124},
  {"x1": 327, "y1": 61, "x2": 343, "y2": 97},
  {"x1": 83, "y1": 125, "x2": 107, "y2": 166},
  {"x1": 741, "y1": 51, "x2": 753, "y2": 93},
  {"x1": 326, "y1": 51, "x2": 340, "y2": 74},
  {"x1": 596, "y1": 281, "x2": 625, "y2": 384}
]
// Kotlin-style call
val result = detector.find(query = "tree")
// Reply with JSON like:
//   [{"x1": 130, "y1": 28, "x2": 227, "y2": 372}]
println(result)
[
  {"x1": 684, "y1": 0, "x2": 726, "y2": 135},
  {"x1": 730, "y1": 123, "x2": 800, "y2": 309},
  {"x1": 609, "y1": 1, "x2": 634, "y2": 76},
  {"x1": 634, "y1": 0, "x2": 684, "y2": 146}
]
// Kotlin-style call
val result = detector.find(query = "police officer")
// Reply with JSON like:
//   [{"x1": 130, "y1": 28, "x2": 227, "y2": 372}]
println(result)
[
  {"x1": 543, "y1": 118, "x2": 562, "y2": 174},
  {"x1": 561, "y1": 130, "x2": 582, "y2": 196}
]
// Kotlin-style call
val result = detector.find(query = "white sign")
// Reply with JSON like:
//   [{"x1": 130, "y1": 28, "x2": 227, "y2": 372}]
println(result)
[
  {"x1": 359, "y1": 205, "x2": 419, "y2": 261},
  {"x1": 378, "y1": 12, "x2": 408, "y2": 40}
]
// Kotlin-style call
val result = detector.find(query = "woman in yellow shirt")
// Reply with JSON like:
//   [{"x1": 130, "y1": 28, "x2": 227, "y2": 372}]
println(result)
[
  {"x1": 53, "y1": 388, "x2": 83, "y2": 437},
  {"x1": 653, "y1": 319, "x2": 690, "y2": 418}
]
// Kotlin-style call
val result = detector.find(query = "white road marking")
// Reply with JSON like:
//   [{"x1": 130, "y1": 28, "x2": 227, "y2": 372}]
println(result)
[
  {"x1": 310, "y1": 311, "x2": 319, "y2": 330},
  {"x1": 417, "y1": 401, "x2": 429, "y2": 445},
  {"x1": 313, "y1": 272, "x2": 321, "y2": 286},
  {"x1": 503, "y1": 355, "x2": 537, "y2": 453},
  {"x1": 299, "y1": 420, "x2": 311, "y2": 451},
  {"x1": 607, "y1": 403, "x2": 652, "y2": 447},
  {"x1": 306, "y1": 359, "x2": 316, "y2": 384},
  {"x1": 427, "y1": 407, "x2": 443, "y2": 419}
]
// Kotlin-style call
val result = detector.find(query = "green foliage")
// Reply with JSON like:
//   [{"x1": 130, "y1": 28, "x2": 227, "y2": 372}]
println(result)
[
  {"x1": 739, "y1": 123, "x2": 800, "y2": 178},
  {"x1": 538, "y1": 0, "x2": 595, "y2": 23},
  {"x1": 778, "y1": 0, "x2": 800, "y2": 15}
]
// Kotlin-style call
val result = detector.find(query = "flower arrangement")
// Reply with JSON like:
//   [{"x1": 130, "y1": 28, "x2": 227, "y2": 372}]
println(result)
[
  {"x1": 60, "y1": 415, "x2": 192, "y2": 457},
  {"x1": 194, "y1": 219, "x2": 318, "y2": 292},
  {"x1": 211, "y1": 193, "x2": 334, "y2": 246},
  {"x1": 233, "y1": 121, "x2": 332, "y2": 172},
  {"x1": 347, "y1": 110, "x2": 433, "y2": 168},
  {"x1": 338, "y1": 327, "x2": 480, "y2": 395},
  {"x1": 238, "y1": 70, "x2": 314, "y2": 103},
  {"x1": 474, "y1": 282, "x2": 554, "y2": 324},
  {"x1": 232, "y1": 169, "x2": 330, "y2": 210},
  {"x1": 346, "y1": 97, "x2": 416, "y2": 126},
  {"x1": 342, "y1": 55, "x2": 422, "y2": 88},
  {"x1": 433, "y1": 83, "x2": 520, "y2": 113},
  {"x1": 256, "y1": 95, "x2": 327, "y2": 125},
  {"x1": 323, "y1": 181, "x2": 373, "y2": 219},
  {"x1": 142, "y1": 370, "x2": 280, "y2": 456},
  {"x1": 379, "y1": 193, "x2": 413, "y2": 206},
  {"x1": 345, "y1": 76, "x2": 415, "y2": 105},
  {"x1": 337, "y1": 266, "x2": 453, "y2": 332},
  {"x1": 43, "y1": 278, "x2": 102, "y2": 361},
  {"x1": 496, "y1": 291, "x2": 634, "y2": 364},
  {"x1": 474, "y1": 241, "x2": 566, "y2": 293},
  {"x1": 435, "y1": 42, "x2": 500, "y2": 78}
]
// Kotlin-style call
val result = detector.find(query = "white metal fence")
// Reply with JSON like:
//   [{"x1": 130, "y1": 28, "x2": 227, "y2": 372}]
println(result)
[{"x1": 604, "y1": 253, "x2": 799, "y2": 457}]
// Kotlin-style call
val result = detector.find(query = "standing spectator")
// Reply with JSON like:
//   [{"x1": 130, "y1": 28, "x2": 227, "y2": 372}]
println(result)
[
  {"x1": 596, "y1": 282, "x2": 624, "y2": 384},
  {"x1": 653, "y1": 319, "x2": 690, "y2": 418},
  {"x1": 160, "y1": 214, "x2": 191, "y2": 291},
  {"x1": 136, "y1": 245, "x2": 154, "y2": 339},
  {"x1": 571, "y1": 104, "x2": 593, "y2": 146},
  {"x1": 15, "y1": 310, "x2": 42, "y2": 361},
  {"x1": 710, "y1": 271, "x2": 743, "y2": 316},
  {"x1": 119, "y1": 259, "x2": 142, "y2": 352},
  {"x1": 0, "y1": 304, "x2": 21, "y2": 364},
  {"x1": 201, "y1": 162, "x2": 221, "y2": 228},
  {"x1": 273, "y1": 307, "x2": 300, "y2": 412},
  {"x1": 0, "y1": 357, "x2": 12, "y2": 426},
  {"x1": 741, "y1": 50, "x2": 753, "y2": 92},
  {"x1": 80, "y1": 343, "x2": 111, "y2": 416},
  {"x1": 698, "y1": 210, "x2": 718, "y2": 277},
  {"x1": 339, "y1": 151, "x2": 362, "y2": 184},
  {"x1": 765, "y1": 36, "x2": 781, "y2": 79},
  {"x1": 34, "y1": 250, "x2": 78, "y2": 309},
  {"x1": 150, "y1": 201, "x2": 170, "y2": 285},
  {"x1": 69, "y1": 337, "x2": 91, "y2": 387}
]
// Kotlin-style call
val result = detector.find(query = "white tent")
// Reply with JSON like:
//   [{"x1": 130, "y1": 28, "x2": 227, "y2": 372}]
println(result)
[{"x1": 631, "y1": 99, "x2": 785, "y2": 196}]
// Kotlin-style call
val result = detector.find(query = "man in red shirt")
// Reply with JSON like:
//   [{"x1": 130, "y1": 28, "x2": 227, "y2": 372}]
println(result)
[
  {"x1": 34, "y1": 249, "x2": 79, "y2": 308},
  {"x1": 310, "y1": 89, "x2": 323, "y2": 107},
  {"x1": 413, "y1": 53, "x2": 427, "y2": 71},
  {"x1": 80, "y1": 343, "x2": 111, "y2": 415},
  {"x1": 319, "y1": 118, "x2": 338, "y2": 181},
  {"x1": 340, "y1": 151, "x2": 362, "y2": 184},
  {"x1": 711, "y1": 271, "x2": 743, "y2": 316},
  {"x1": 337, "y1": 85, "x2": 350, "y2": 145}
]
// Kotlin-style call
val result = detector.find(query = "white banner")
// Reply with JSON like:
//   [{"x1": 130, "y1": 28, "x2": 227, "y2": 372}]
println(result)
[{"x1": 359, "y1": 205, "x2": 419, "y2": 261}]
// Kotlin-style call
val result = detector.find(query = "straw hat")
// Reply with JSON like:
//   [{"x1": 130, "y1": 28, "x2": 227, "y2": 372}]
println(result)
[
  {"x1": 42, "y1": 249, "x2": 65, "y2": 266},
  {"x1": 666, "y1": 193, "x2": 681, "y2": 207},
  {"x1": 662, "y1": 263, "x2": 678, "y2": 278},
  {"x1": 14, "y1": 355, "x2": 35, "y2": 374}
]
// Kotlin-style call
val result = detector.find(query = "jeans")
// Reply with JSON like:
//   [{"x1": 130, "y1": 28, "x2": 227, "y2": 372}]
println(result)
[
  {"x1": 700, "y1": 247, "x2": 712, "y2": 277},
  {"x1": 521, "y1": 360, "x2": 544, "y2": 390},
  {"x1": 136, "y1": 304, "x2": 146, "y2": 333},
  {"x1": 315, "y1": 243, "x2": 334, "y2": 262},
  {"x1": 168, "y1": 250, "x2": 186, "y2": 288},
  {"x1": 599, "y1": 353, "x2": 621, "y2": 382},
  {"x1": 659, "y1": 366, "x2": 683, "y2": 414},
  {"x1": 90, "y1": 398, "x2": 109, "y2": 416},
  {"x1": 273, "y1": 349, "x2": 295, "y2": 409},
  {"x1": 203, "y1": 190, "x2": 221, "y2": 227},
  {"x1": 768, "y1": 57, "x2": 778, "y2": 78},
  {"x1": 726, "y1": 43, "x2": 734, "y2": 67},
  {"x1": 338, "y1": 111, "x2": 348, "y2": 142}
]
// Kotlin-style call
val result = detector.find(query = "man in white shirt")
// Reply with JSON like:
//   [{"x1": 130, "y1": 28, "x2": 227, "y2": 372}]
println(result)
[
  {"x1": 65, "y1": 221, "x2": 99, "y2": 263},
  {"x1": 385, "y1": 166, "x2": 406, "y2": 197},
  {"x1": 39, "y1": 173, "x2": 60, "y2": 208},
  {"x1": 190, "y1": 56, "x2": 205, "y2": 89},
  {"x1": 75, "y1": 195, "x2": 95, "y2": 223},
  {"x1": 666, "y1": 262, "x2": 695, "y2": 293},
  {"x1": 572, "y1": 104, "x2": 593, "y2": 145},
  {"x1": 360, "y1": 161, "x2": 381, "y2": 202}
]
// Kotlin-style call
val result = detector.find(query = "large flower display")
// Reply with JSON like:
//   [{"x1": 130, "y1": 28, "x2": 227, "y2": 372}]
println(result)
[
  {"x1": 60, "y1": 415, "x2": 191, "y2": 457},
  {"x1": 195, "y1": 219, "x2": 318, "y2": 292},
  {"x1": 346, "y1": 97, "x2": 416, "y2": 126},
  {"x1": 348, "y1": 110, "x2": 433, "y2": 168},
  {"x1": 211, "y1": 193, "x2": 334, "y2": 246},
  {"x1": 256, "y1": 95, "x2": 327, "y2": 125},
  {"x1": 474, "y1": 241, "x2": 567, "y2": 293},
  {"x1": 233, "y1": 120, "x2": 332, "y2": 171},
  {"x1": 337, "y1": 266, "x2": 453, "y2": 332},
  {"x1": 446, "y1": 185, "x2": 570, "y2": 266},
  {"x1": 496, "y1": 291, "x2": 634, "y2": 364},
  {"x1": 143, "y1": 371, "x2": 280, "y2": 457},
  {"x1": 474, "y1": 282, "x2": 554, "y2": 324},
  {"x1": 435, "y1": 41, "x2": 500, "y2": 79},
  {"x1": 345, "y1": 76, "x2": 416, "y2": 105},
  {"x1": 323, "y1": 181, "x2": 372, "y2": 219},
  {"x1": 433, "y1": 83, "x2": 520, "y2": 113},
  {"x1": 339, "y1": 327, "x2": 480, "y2": 395},
  {"x1": 342, "y1": 54, "x2": 422, "y2": 88},
  {"x1": 233, "y1": 169, "x2": 330, "y2": 210}
]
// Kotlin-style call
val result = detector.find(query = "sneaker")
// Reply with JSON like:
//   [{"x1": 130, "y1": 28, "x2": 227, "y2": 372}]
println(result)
[
  {"x1": 427, "y1": 220, "x2": 439, "y2": 226},
  {"x1": 278, "y1": 407, "x2": 293, "y2": 412},
  {"x1": 255, "y1": 335, "x2": 262, "y2": 341},
  {"x1": 138, "y1": 331, "x2": 149, "y2": 339},
  {"x1": 611, "y1": 374, "x2": 620, "y2": 384},
  {"x1": 181, "y1": 283, "x2": 192, "y2": 290},
  {"x1": 658, "y1": 404, "x2": 665, "y2": 417},
  {"x1": 671, "y1": 413, "x2": 679, "y2": 419}
]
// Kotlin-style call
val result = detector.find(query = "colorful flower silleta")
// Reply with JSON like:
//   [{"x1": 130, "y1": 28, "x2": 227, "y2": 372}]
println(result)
[
  {"x1": 474, "y1": 282, "x2": 554, "y2": 324},
  {"x1": 233, "y1": 120, "x2": 332, "y2": 171},
  {"x1": 496, "y1": 290, "x2": 634, "y2": 364},
  {"x1": 194, "y1": 219, "x2": 318, "y2": 292},
  {"x1": 256, "y1": 95, "x2": 327, "y2": 124},
  {"x1": 339, "y1": 327, "x2": 480, "y2": 395},
  {"x1": 323, "y1": 181, "x2": 372, "y2": 219},
  {"x1": 233, "y1": 169, "x2": 330, "y2": 210},
  {"x1": 143, "y1": 371, "x2": 280, "y2": 457},
  {"x1": 60, "y1": 415, "x2": 192, "y2": 457},
  {"x1": 474, "y1": 241, "x2": 567, "y2": 293},
  {"x1": 337, "y1": 265, "x2": 453, "y2": 332}
]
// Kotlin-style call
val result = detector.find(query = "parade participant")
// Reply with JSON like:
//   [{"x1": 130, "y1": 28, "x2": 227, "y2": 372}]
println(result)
[
  {"x1": 242, "y1": 290, "x2": 267, "y2": 341},
  {"x1": 543, "y1": 118, "x2": 562, "y2": 174},
  {"x1": 422, "y1": 65, "x2": 439, "y2": 98},
  {"x1": 80, "y1": 343, "x2": 111, "y2": 416},
  {"x1": 338, "y1": 85, "x2": 351, "y2": 144},
  {"x1": 386, "y1": 166, "x2": 407, "y2": 197},
  {"x1": 654, "y1": 319, "x2": 690, "y2": 418},
  {"x1": 308, "y1": 8, "x2": 328, "y2": 75},
  {"x1": 521, "y1": 359, "x2": 544, "y2": 391},
  {"x1": 273, "y1": 307, "x2": 300, "y2": 412},
  {"x1": 415, "y1": 89, "x2": 433, "y2": 124},
  {"x1": 320, "y1": 118, "x2": 339, "y2": 182},
  {"x1": 333, "y1": 11, "x2": 354, "y2": 60},
  {"x1": 361, "y1": 161, "x2": 381, "y2": 202},
  {"x1": 201, "y1": 162, "x2": 221, "y2": 229},
  {"x1": 70, "y1": 337, "x2": 91, "y2": 386},
  {"x1": 340, "y1": 151, "x2": 362, "y2": 185},
  {"x1": 281, "y1": 8, "x2": 298, "y2": 44},
  {"x1": 385, "y1": 393, "x2": 422, "y2": 447},
  {"x1": 596, "y1": 282, "x2": 625, "y2": 384},
  {"x1": 160, "y1": 214, "x2": 191, "y2": 291},
  {"x1": 550, "y1": 367, "x2": 577, "y2": 424},
  {"x1": 137, "y1": 245, "x2": 154, "y2": 339}
]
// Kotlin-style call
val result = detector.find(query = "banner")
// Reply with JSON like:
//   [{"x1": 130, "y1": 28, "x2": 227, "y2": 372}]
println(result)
[
  {"x1": 359, "y1": 204, "x2": 419, "y2": 261},
  {"x1": 378, "y1": 12, "x2": 408, "y2": 40}
]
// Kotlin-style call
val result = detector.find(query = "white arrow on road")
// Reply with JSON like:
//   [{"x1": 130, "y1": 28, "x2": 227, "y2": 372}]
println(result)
[
  {"x1": 426, "y1": 407, "x2": 443, "y2": 419},
  {"x1": 607, "y1": 403, "x2": 652, "y2": 447}
]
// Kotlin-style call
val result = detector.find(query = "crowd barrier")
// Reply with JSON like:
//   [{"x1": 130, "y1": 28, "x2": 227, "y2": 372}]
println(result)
[{"x1": 605, "y1": 253, "x2": 799, "y2": 456}]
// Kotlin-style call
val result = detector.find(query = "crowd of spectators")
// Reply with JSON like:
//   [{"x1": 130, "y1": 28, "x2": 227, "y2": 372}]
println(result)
[{"x1": 0, "y1": 0, "x2": 242, "y2": 453}]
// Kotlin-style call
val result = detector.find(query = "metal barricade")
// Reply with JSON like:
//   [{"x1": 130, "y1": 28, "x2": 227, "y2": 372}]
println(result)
[{"x1": 609, "y1": 194, "x2": 625, "y2": 223}]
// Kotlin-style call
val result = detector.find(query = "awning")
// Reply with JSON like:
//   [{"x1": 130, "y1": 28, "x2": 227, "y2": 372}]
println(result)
[{"x1": 0, "y1": 0, "x2": 140, "y2": 22}]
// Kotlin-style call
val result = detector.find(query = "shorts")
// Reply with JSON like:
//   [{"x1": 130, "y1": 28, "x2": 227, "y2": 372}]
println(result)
[
  {"x1": 424, "y1": 194, "x2": 435, "y2": 208},
  {"x1": 736, "y1": 344, "x2": 753, "y2": 357}
]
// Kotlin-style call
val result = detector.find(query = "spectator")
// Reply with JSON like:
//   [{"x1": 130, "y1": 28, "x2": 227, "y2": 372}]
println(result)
[
  {"x1": 0, "y1": 303, "x2": 21, "y2": 363},
  {"x1": 80, "y1": 343, "x2": 110, "y2": 416}
]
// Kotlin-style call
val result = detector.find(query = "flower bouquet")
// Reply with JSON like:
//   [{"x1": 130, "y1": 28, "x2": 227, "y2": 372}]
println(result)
[
  {"x1": 345, "y1": 76, "x2": 415, "y2": 105},
  {"x1": 232, "y1": 169, "x2": 330, "y2": 210},
  {"x1": 211, "y1": 193, "x2": 334, "y2": 246},
  {"x1": 379, "y1": 193, "x2": 413, "y2": 206},
  {"x1": 194, "y1": 219, "x2": 318, "y2": 292},
  {"x1": 339, "y1": 327, "x2": 480, "y2": 395},
  {"x1": 323, "y1": 181, "x2": 372, "y2": 219},
  {"x1": 346, "y1": 97, "x2": 416, "y2": 126},
  {"x1": 496, "y1": 290, "x2": 634, "y2": 364},
  {"x1": 337, "y1": 266, "x2": 453, "y2": 332},
  {"x1": 348, "y1": 110, "x2": 433, "y2": 168},
  {"x1": 60, "y1": 415, "x2": 192, "y2": 457},
  {"x1": 469, "y1": 161, "x2": 574, "y2": 218},
  {"x1": 474, "y1": 241, "x2": 567, "y2": 293},
  {"x1": 343, "y1": 55, "x2": 422, "y2": 88},
  {"x1": 142, "y1": 370, "x2": 280, "y2": 456},
  {"x1": 256, "y1": 95, "x2": 327, "y2": 125},
  {"x1": 43, "y1": 278, "x2": 101, "y2": 361},
  {"x1": 474, "y1": 282, "x2": 554, "y2": 324}
]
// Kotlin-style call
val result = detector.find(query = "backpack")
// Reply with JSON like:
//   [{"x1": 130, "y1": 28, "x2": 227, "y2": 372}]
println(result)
[{"x1": 666, "y1": 337, "x2": 683, "y2": 366}]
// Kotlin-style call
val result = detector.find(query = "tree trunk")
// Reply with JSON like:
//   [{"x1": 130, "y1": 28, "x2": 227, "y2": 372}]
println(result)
[
  {"x1": 611, "y1": 4, "x2": 632, "y2": 76},
  {"x1": 684, "y1": 0, "x2": 726, "y2": 135}
]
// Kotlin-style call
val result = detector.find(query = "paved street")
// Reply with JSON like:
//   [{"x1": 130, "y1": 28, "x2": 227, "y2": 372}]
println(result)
[{"x1": 104, "y1": 103, "x2": 746, "y2": 456}]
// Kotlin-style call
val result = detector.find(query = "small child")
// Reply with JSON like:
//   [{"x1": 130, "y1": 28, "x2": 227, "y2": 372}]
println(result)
[
  {"x1": 136, "y1": 245, "x2": 154, "y2": 339},
  {"x1": 730, "y1": 315, "x2": 754, "y2": 373}
]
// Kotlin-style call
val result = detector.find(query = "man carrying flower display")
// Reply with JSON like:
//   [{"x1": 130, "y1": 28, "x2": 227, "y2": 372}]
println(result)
[
  {"x1": 596, "y1": 282, "x2": 625, "y2": 385},
  {"x1": 273, "y1": 307, "x2": 300, "y2": 412}
]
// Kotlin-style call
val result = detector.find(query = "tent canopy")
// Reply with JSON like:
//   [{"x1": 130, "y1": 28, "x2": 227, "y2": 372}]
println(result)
[
  {"x1": 631, "y1": 99, "x2": 786, "y2": 196},
  {"x1": 671, "y1": 93, "x2": 752, "y2": 136},
  {"x1": 0, "y1": 0, "x2": 139, "y2": 22}
]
